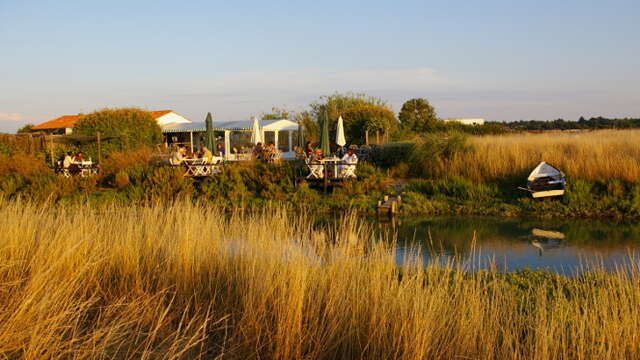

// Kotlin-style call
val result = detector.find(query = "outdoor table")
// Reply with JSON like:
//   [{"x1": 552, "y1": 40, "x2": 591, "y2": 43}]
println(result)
[
  {"x1": 182, "y1": 158, "x2": 221, "y2": 177},
  {"x1": 71, "y1": 161, "x2": 98, "y2": 177},
  {"x1": 319, "y1": 157, "x2": 341, "y2": 179}
]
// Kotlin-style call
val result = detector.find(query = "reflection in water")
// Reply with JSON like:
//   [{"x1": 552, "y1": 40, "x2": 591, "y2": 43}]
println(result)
[
  {"x1": 379, "y1": 216, "x2": 640, "y2": 274},
  {"x1": 530, "y1": 228, "x2": 565, "y2": 256}
]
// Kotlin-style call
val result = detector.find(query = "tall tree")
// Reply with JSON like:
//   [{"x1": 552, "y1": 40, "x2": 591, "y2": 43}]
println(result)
[{"x1": 398, "y1": 98, "x2": 438, "y2": 132}]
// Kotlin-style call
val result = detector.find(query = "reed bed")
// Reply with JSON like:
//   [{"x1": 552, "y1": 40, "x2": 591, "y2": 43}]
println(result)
[
  {"x1": 447, "y1": 130, "x2": 640, "y2": 182},
  {"x1": 1, "y1": 201, "x2": 640, "y2": 359}
]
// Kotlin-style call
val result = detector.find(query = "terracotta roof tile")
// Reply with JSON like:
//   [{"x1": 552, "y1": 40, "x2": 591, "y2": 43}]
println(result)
[{"x1": 32, "y1": 115, "x2": 83, "y2": 130}]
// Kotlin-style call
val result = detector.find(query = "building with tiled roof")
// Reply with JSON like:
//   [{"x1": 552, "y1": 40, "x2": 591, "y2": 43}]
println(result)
[{"x1": 32, "y1": 110, "x2": 191, "y2": 134}]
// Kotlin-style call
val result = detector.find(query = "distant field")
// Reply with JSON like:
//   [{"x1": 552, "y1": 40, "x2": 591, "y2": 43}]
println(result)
[
  {"x1": 449, "y1": 130, "x2": 640, "y2": 182},
  {"x1": 1, "y1": 201, "x2": 640, "y2": 359}
]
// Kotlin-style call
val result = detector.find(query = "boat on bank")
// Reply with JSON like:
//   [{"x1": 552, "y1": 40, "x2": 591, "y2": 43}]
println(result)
[{"x1": 518, "y1": 162, "x2": 566, "y2": 198}]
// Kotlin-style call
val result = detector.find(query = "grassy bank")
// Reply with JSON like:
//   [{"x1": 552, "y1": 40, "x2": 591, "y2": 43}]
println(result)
[
  {"x1": 384, "y1": 130, "x2": 640, "y2": 220},
  {"x1": 1, "y1": 130, "x2": 639, "y2": 220},
  {"x1": 1, "y1": 201, "x2": 640, "y2": 359}
]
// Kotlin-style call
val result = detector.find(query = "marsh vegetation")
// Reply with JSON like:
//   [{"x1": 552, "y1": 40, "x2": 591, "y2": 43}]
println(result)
[{"x1": 1, "y1": 201, "x2": 640, "y2": 359}]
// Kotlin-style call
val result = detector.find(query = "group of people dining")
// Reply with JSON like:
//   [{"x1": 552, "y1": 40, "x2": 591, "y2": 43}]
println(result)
[
  {"x1": 168, "y1": 140, "x2": 358, "y2": 178},
  {"x1": 302, "y1": 141, "x2": 358, "y2": 179},
  {"x1": 60, "y1": 151, "x2": 95, "y2": 176},
  {"x1": 170, "y1": 144, "x2": 224, "y2": 165}
]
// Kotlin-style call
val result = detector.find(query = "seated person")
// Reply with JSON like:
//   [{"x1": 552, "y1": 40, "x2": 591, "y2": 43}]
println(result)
[
  {"x1": 201, "y1": 146, "x2": 213, "y2": 164},
  {"x1": 339, "y1": 146, "x2": 358, "y2": 177},
  {"x1": 308, "y1": 148, "x2": 323, "y2": 162},
  {"x1": 253, "y1": 142, "x2": 263, "y2": 160},
  {"x1": 304, "y1": 141, "x2": 314, "y2": 157},
  {"x1": 265, "y1": 142, "x2": 280, "y2": 162},
  {"x1": 215, "y1": 143, "x2": 225, "y2": 156},
  {"x1": 341, "y1": 147, "x2": 358, "y2": 164},
  {"x1": 63, "y1": 152, "x2": 73, "y2": 168},
  {"x1": 171, "y1": 146, "x2": 186, "y2": 165},
  {"x1": 74, "y1": 152, "x2": 85, "y2": 163}
]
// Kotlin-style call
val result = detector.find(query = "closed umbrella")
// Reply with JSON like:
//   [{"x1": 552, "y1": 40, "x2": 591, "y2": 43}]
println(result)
[
  {"x1": 205, "y1": 112, "x2": 215, "y2": 152},
  {"x1": 336, "y1": 115, "x2": 346, "y2": 147},
  {"x1": 320, "y1": 113, "x2": 330, "y2": 157},
  {"x1": 250, "y1": 116, "x2": 262, "y2": 144}
]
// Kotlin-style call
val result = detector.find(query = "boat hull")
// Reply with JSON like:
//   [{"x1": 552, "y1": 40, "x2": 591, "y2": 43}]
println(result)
[{"x1": 531, "y1": 189, "x2": 565, "y2": 198}]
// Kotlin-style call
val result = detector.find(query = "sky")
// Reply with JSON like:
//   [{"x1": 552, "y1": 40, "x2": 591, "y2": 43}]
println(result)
[{"x1": 1, "y1": 0, "x2": 639, "y2": 132}]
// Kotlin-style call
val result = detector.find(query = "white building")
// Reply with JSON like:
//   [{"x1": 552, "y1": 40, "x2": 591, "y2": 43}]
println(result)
[
  {"x1": 163, "y1": 118, "x2": 301, "y2": 159},
  {"x1": 444, "y1": 118, "x2": 485, "y2": 125}
]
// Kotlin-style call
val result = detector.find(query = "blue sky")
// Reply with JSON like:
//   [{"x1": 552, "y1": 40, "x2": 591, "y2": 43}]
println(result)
[{"x1": 1, "y1": 0, "x2": 638, "y2": 132}]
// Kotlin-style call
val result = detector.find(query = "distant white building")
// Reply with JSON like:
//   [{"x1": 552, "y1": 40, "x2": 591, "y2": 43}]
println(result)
[{"x1": 444, "y1": 118, "x2": 485, "y2": 126}]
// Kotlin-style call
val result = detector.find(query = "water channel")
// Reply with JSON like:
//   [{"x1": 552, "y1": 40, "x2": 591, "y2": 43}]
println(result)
[{"x1": 376, "y1": 216, "x2": 640, "y2": 274}]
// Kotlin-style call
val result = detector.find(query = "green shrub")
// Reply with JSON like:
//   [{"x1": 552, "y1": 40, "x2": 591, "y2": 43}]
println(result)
[
  {"x1": 368, "y1": 142, "x2": 415, "y2": 168},
  {"x1": 405, "y1": 177, "x2": 498, "y2": 202},
  {"x1": 74, "y1": 108, "x2": 162, "y2": 158},
  {"x1": 145, "y1": 167, "x2": 194, "y2": 201},
  {"x1": 408, "y1": 132, "x2": 473, "y2": 178}
]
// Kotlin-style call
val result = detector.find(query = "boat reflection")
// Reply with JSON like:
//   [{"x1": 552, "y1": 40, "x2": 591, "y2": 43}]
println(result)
[{"x1": 530, "y1": 228, "x2": 565, "y2": 256}]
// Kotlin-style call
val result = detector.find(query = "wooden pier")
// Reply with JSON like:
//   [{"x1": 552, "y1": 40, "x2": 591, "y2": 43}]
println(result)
[{"x1": 377, "y1": 194, "x2": 402, "y2": 217}]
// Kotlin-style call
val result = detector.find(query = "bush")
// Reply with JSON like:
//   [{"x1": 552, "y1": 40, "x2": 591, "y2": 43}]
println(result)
[
  {"x1": 74, "y1": 108, "x2": 162, "y2": 158},
  {"x1": 99, "y1": 147, "x2": 156, "y2": 187},
  {"x1": 405, "y1": 177, "x2": 498, "y2": 202},
  {"x1": 409, "y1": 132, "x2": 473, "y2": 178},
  {"x1": 368, "y1": 142, "x2": 415, "y2": 168}
]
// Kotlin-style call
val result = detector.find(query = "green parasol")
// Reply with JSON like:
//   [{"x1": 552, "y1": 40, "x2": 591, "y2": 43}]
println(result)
[
  {"x1": 320, "y1": 112, "x2": 330, "y2": 156},
  {"x1": 205, "y1": 112, "x2": 215, "y2": 153}
]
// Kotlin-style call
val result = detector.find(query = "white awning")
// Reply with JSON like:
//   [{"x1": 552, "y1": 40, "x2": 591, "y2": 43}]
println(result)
[{"x1": 162, "y1": 119, "x2": 298, "y2": 133}]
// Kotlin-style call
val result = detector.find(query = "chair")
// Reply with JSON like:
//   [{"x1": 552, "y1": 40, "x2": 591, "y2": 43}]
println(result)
[
  {"x1": 339, "y1": 159, "x2": 358, "y2": 179},
  {"x1": 305, "y1": 158, "x2": 324, "y2": 179}
]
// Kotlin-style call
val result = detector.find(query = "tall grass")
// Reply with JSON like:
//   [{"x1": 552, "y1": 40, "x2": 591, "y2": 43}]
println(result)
[
  {"x1": 1, "y1": 201, "x2": 640, "y2": 359},
  {"x1": 447, "y1": 130, "x2": 640, "y2": 182}
]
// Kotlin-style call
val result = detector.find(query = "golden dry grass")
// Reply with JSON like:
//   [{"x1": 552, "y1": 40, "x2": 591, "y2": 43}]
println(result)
[
  {"x1": 1, "y1": 201, "x2": 640, "y2": 359},
  {"x1": 446, "y1": 130, "x2": 640, "y2": 182}
]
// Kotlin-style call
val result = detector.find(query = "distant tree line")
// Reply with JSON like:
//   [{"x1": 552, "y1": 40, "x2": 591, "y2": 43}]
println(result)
[{"x1": 498, "y1": 117, "x2": 640, "y2": 131}]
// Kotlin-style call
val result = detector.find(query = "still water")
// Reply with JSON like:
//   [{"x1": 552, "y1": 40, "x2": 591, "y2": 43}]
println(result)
[{"x1": 377, "y1": 217, "x2": 640, "y2": 274}]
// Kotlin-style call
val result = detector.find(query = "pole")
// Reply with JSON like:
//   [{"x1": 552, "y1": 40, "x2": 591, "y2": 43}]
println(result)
[
  {"x1": 49, "y1": 135, "x2": 54, "y2": 166},
  {"x1": 97, "y1": 132, "x2": 102, "y2": 164},
  {"x1": 323, "y1": 162, "x2": 328, "y2": 195}
]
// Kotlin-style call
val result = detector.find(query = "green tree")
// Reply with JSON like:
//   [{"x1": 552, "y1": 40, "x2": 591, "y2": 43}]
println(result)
[
  {"x1": 398, "y1": 98, "x2": 438, "y2": 132},
  {"x1": 310, "y1": 92, "x2": 397, "y2": 144},
  {"x1": 340, "y1": 105, "x2": 397, "y2": 144},
  {"x1": 16, "y1": 124, "x2": 34, "y2": 134},
  {"x1": 74, "y1": 108, "x2": 162, "y2": 157},
  {"x1": 294, "y1": 111, "x2": 318, "y2": 144},
  {"x1": 261, "y1": 107, "x2": 290, "y2": 120}
]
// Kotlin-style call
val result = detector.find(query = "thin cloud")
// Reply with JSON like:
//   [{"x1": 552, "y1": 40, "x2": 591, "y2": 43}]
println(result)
[{"x1": 0, "y1": 112, "x2": 22, "y2": 121}]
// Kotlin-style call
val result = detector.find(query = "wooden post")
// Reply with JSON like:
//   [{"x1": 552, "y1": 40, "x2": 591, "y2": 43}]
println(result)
[
  {"x1": 376, "y1": 130, "x2": 380, "y2": 144},
  {"x1": 49, "y1": 135, "x2": 55, "y2": 166},
  {"x1": 323, "y1": 162, "x2": 328, "y2": 195},
  {"x1": 365, "y1": 130, "x2": 369, "y2": 145},
  {"x1": 97, "y1": 132, "x2": 102, "y2": 164},
  {"x1": 189, "y1": 131, "x2": 194, "y2": 153}
]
